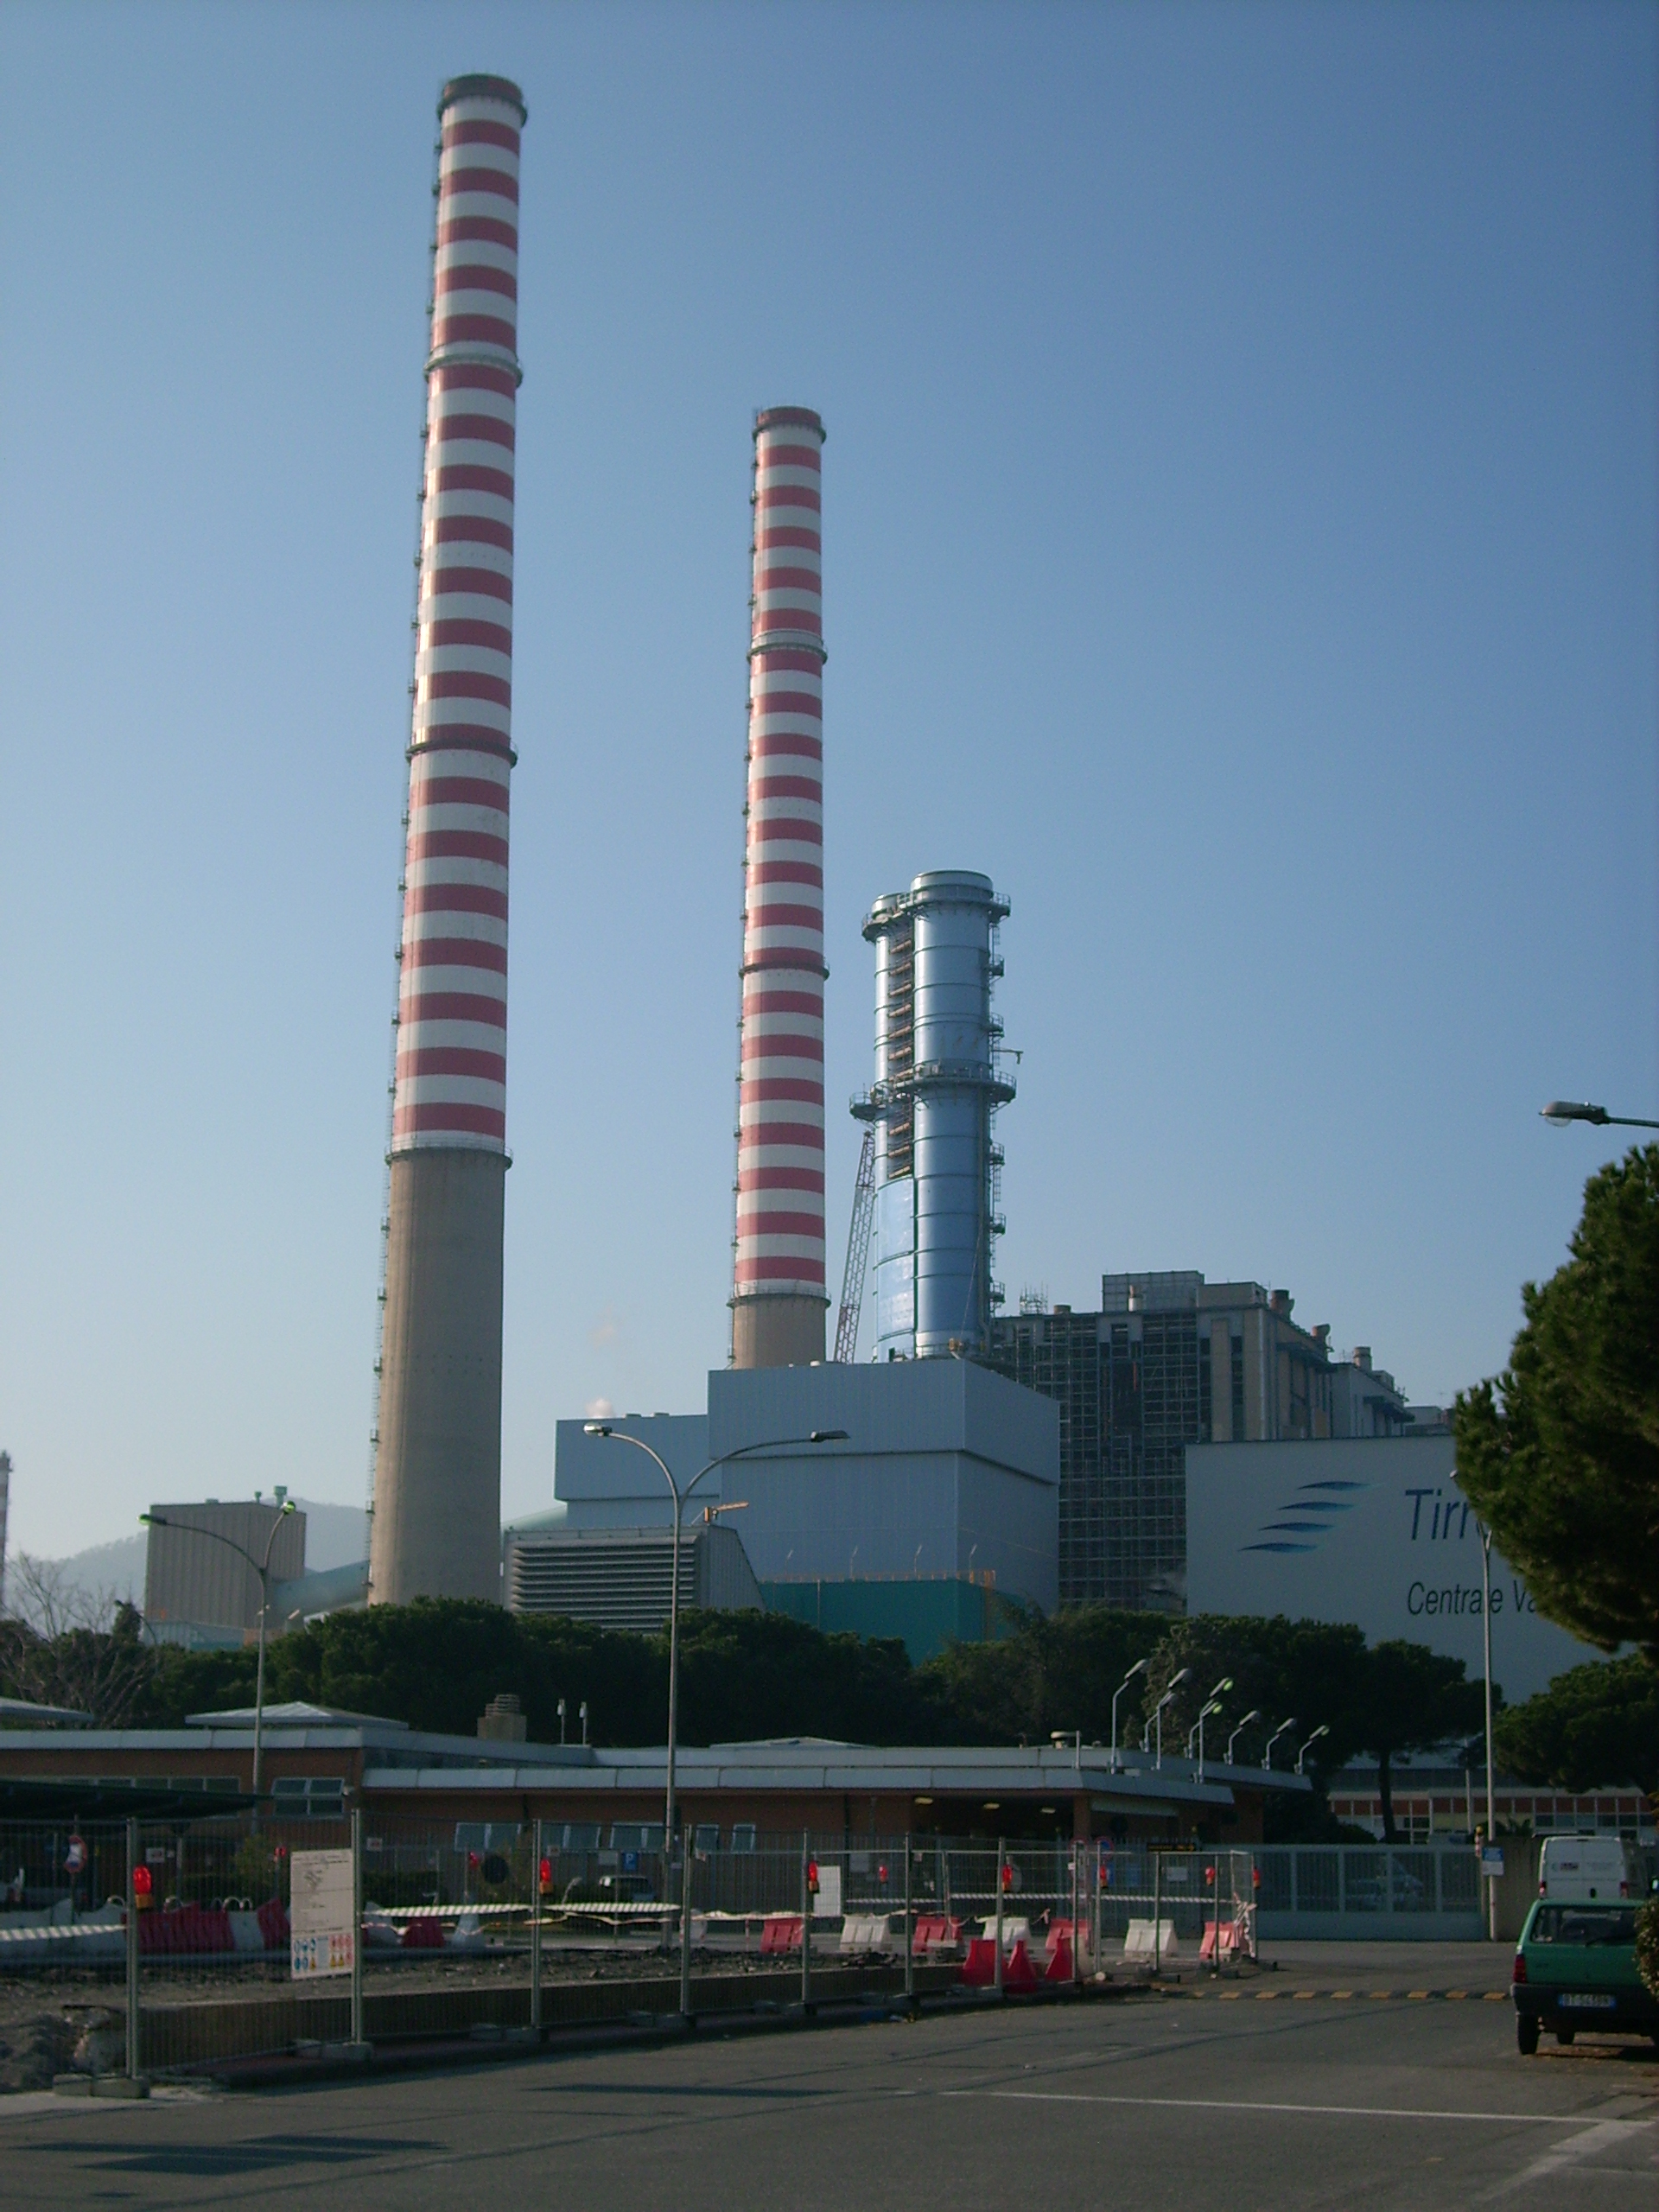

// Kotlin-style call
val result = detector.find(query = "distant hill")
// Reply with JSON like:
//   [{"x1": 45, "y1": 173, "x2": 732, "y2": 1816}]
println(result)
[{"x1": 16, "y1": 1498, "x2": 371, "y2": 1618}]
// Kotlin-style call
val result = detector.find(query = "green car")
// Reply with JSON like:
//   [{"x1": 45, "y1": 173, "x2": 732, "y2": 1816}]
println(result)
[{"x1": 1512, "y1": 1899, "x2": 1659, "y2": 2054}]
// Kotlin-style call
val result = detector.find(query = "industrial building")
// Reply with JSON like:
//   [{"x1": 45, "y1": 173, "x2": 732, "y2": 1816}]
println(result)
[
  {"x1": 0, "y1": 1704, "x2": 1311, "y2": 1847},
  {"x1": 1328, "y1": 1347, "x2": 1412, "y2": 1438},
  {"x1": 504, "y1": 1368, "x2": 1059, "y2": 1658},
  {"x1": 989, "y1": 1274, "x2": 1354, "y2": 1610},
  {"x1": 709, "y1": 1363, "x2": 1058, "y2": 1613},
  {"x1": 140, "y1": 1497, "x2": 368, "y2": 1649},
  {"x1": 1184, "y1": 1434, "x2": 1600, "y2": 1701},
  {"x1": 369, "y1": 75, "x2": 529, "y2": 1609},
  {"x1": 142, "y1": 1498, "x2": 306, "y2": 1647},
  {"x1": 855, "y1": 872, "x2": 1014, "y2": 1363},
  {"x1": 730, "y1": 408, "x2": 830, "y2": 1371},
  {"x1": 503, "y1": 1522, "x2": 762, "y2": 1632}
]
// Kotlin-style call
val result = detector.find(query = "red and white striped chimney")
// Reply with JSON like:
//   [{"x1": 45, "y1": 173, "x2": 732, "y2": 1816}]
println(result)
[
  {"x1": 371, "y1": 74, "x2": 525, "y2": 1605},
  {"x1": 730, "y1": 408, "x2": 829, "y2": 1369}
]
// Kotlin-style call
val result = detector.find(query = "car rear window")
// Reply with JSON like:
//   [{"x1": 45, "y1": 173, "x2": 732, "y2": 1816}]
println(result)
[{"x1": 1530, "y1": 1905, "x2": 1637, "y2": 1945}]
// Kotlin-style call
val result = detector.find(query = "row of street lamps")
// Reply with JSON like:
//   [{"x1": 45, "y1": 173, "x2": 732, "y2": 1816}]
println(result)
[{"x1": 1109, "y1": 1658, "x2": 1328, "y2": 1777}]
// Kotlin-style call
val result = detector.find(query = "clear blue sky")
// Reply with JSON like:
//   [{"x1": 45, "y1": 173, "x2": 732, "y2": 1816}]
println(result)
[{"x1": 2, "y1": 2, "x2": 1654, "y2": 1562}]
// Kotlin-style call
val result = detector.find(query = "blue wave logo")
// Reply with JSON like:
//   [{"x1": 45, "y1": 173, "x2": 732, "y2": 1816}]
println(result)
[{"x1": 1240, "y1": 1479, "x2": 1368, "y2": 1554}]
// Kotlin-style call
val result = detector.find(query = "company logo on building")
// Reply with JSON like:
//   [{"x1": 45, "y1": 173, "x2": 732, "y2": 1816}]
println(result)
[{"x1": 1240, "y1": 1479, "x2": 1368, "y2": 1554}]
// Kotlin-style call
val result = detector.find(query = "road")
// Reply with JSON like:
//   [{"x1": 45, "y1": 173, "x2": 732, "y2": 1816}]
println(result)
[{"x1": 1, "y1": 1957, "x2": 1654, "y2": 2209}]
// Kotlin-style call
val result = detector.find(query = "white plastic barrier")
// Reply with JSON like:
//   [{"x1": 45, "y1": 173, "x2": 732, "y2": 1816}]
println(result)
[{"x1": 1123, "y1": 1919, "x2": 1178, "y2": 1960}]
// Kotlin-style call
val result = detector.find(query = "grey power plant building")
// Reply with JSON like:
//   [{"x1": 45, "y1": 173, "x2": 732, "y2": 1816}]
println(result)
[
  {"x1": 857, "y1": 872, "x2": 1014, "y2": 1363},
  {"x1": 990, "y1": 1273, "x2": 1347, "y2": 1610},
  {"x1": 368, "y1": 77, "x2": 528, "y2": 1606}
]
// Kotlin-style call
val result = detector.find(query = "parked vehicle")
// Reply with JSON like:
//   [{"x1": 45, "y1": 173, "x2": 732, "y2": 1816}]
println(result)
[
  {"x1": 1535, "y1": 1835, "x2": 1647, "y2": 1903},
  {"x1": 1512, "y1": 1898, "x2": 1659, "y2": 2055}
]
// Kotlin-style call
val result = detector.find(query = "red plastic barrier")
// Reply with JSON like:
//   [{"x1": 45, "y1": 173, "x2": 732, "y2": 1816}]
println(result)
[
  {"x1": 1198, "y1": 1923, "x2": 1242, "y2": 1961},
  {"x1": 760, "y1": 1915, "x2": 804, "y2": 1955},
  {"x1": 401, "y1": 1916, "x2": 446, "y2": 1950},
  {"x1": 961, "y1": 1937, "x2": 999, "y2": 1986},
  {"x1": 256, "y1": 1897, "x2": 289, "y2": 1951},
  {"x1": 911, "y1": 1914, "x2": 964, "y2": 1957},
  {"x1": 1046, "y1": 1930, "x2": 1074, "y2": 1982},
  {"x1": 138, "y1": 1904, "x2": 233, "y2": 1956},
  {"x1": 1003, "y1": 1938, "x2": 1039, "y2": 1989}
]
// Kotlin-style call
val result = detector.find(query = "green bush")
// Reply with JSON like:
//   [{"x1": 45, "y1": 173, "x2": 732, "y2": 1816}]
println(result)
[{"x1": 1637, "y1": 1899, "x2": 1659, "y2": 2003}]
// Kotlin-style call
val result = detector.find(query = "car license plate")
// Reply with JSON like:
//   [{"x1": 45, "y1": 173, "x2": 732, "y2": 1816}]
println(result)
[{"x1": 1558, "y1": 1993, "x2": 1617, "y2": 2011}]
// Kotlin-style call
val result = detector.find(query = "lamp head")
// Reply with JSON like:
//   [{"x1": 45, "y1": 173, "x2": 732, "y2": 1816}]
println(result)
[
  {"x1": 808, "y1": 1429, "x2": 849, "y2": 1444},
  {"x1": 583, "y1": 1422, "x2": 613, "y2": 1438},
  {"x1": 1541, "y1": 1100, "x2": 1608, "y2": 1127},
  {"x1": 1170, "y1": 1668, "x2": 1192, "y2": 1688},
  {"x1": 1128, "y1": 1658, "x2": 1148, "y2": 1678}
]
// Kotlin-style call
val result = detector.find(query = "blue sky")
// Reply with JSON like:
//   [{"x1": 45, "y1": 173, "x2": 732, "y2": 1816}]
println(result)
[{"x1": 2, "y1": 1, "x2": 1654, "y2": 1562}]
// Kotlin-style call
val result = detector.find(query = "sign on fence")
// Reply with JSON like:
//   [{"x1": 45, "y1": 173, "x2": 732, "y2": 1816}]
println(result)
[
  {"x1": 290, "y1": 1848, "x2": 355, "y2": 1980},
  {"x1": 813, "y1": 1865, "x2": 842, "y2": 1918}
]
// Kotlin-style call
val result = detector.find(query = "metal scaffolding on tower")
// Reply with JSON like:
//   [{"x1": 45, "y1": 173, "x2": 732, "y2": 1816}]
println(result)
[{"x1": 833, "y1": 1125, "x2": 877, "y2": 1363}]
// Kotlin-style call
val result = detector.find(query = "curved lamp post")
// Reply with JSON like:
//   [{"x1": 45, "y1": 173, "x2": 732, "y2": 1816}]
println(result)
[
  {"x1": 1541, "y1": 1100, "x2": 1658, "y2": 1130},
  {"x1": 1147, "y1": 1669, "x2": 1191, "y2": 1770},
  {"x1": 139, "y1": 1500, "x2": 296, "y2": 1822},
  {"x1": 1296, "y1": 1724, "x2": 1330, "y2": 1776},
  {"x1": 1193, "y1": 1680, "x2": 1232, "y2": 1778},
  {"x1": 1262, "y1": 1718, "x2": 1297, "y2": 1772},
  {"x1": 1225, "y1": 1711, "x2": 1261, "y2": 1765},
  {"x1": 582, "y1": 1423, "x2": 848, "y2": 1840},
  {"x1": 1110, "y1": 1658, "x2": 1148, "y2": 1770}
]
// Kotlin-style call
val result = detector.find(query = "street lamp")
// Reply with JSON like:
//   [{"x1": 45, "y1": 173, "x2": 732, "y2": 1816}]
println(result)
[
  {"x1": 1475, "y1": 1515, "x2": 1497, "y2": 1938},
  {"x1": 1110, "y1": 1659, "x2": 1148, "y2": 1770},
  {"x1": 1262, "y1": 1718, "x2": 1297, "y2": 1771},
  {"x1": 1296, "y1": 1725, "x2": 1330, "y2": 1776},
  {"x1": 1147, "y1": 1669, "x2": 1191, "y2": 1769},
  {"x1": 1225, "y1": 1711, "x2": 1261, "y2": 1765},
  {"x1": 1185, "y1": 1705, "x2": 1219, "y2": 1760},
  {"x1": 1541, "y1": 1100, "x2": 1659, "y2": 1129},
  {"x1": 1196, "y1": 1677, "x2": 1232, "y2": 1779},
  {"x1": 583, "y1": 1423, "x2": 848, "y2": 1840},
  {"x1": 140, "y1": 1501, "x2": 296, "y2": 1821}
]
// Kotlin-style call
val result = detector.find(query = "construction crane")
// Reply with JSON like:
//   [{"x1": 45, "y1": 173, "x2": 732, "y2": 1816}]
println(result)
[{"x1": 833, "y1": 1125, "x2": 877, "y2": 1363}]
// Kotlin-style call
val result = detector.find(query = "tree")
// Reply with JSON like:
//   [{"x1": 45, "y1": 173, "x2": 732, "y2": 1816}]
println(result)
[
  {"x1": 1141, "y1": 1616, "x2": 1370, "y2": 1772},
  {"x1": 0, "y1": 1557, "x2": 157, "y2": 1726},
  {"x1": 1350, "y1": 1640, "x2": 1486, "y2": 1841},
  {"x1": 915, "y1": 1606, "x2": 1168, "y2": 1745},
  {"x1": 1494, "y1": 1655, "x2": 1659, "y2": 1796},
  {"x1": 1452, "y1": 1144, "x2": 1659, "y2": 1658}
]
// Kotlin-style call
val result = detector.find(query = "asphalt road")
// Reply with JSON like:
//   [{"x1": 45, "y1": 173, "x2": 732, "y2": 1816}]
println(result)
[{"x1": 2, "y1": 1974, "x2": 1654, "y2": 2211}]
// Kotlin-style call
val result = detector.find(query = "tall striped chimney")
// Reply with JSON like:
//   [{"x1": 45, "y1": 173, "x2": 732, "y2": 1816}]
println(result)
[
  {"x1": 730, "y1": 408, "x2": 829, "y2": 1368},
  {"x1": 370, "y1": 74, "x2": 525, "y2": 1605}
]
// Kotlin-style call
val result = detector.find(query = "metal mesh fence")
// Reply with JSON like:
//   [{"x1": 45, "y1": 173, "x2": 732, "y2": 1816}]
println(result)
[{"x1": 0, "y1": 1817, "x2": 1499, "y2": 2084}]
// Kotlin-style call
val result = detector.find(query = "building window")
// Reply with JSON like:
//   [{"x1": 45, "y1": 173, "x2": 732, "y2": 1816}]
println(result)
[{"x1": 270, "y1": 1777, "x2": 346, "y2": 1821}]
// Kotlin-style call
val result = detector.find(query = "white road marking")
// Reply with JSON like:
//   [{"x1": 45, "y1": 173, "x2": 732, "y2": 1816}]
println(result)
[
  {"x1": 1484, "y1": 2117, "x2": 1659, "y2": 2194},
  {"x1": 946, "y1": 2088, "x2": 1656, "y2": 2131}
]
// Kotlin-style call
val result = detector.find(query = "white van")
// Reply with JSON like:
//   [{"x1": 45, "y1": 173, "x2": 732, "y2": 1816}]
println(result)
[{"x1": 1536, "y1": 1835, "x2": 1647, "y2": 1903}]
